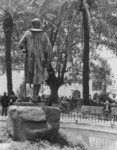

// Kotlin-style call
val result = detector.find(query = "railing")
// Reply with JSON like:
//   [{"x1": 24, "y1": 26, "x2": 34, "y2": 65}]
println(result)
[{"x1": 60, "y1": 110, "x2": 117, "y2": 127}]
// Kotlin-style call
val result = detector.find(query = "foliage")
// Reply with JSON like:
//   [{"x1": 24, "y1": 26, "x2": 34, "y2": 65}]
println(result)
[
  {"x1": 91, "y1": 0, "x2": 117, "y2": 54},
  {"x1": 91, "y1": 58, "x2": 113, "y2": 91},
  {"x1": 10, "y1": 141, "x2": 86, "y2": 150},
  {"x1": 0, "y1": 0, "x2": 41, "y2": 72},
  {"x1": 0, "y1": 121, "x2": 87, "y2": 150}
]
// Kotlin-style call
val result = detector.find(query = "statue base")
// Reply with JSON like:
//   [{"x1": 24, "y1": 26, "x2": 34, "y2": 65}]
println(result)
[
  {"x1": 14, "y1": 102, "x2": 45, "y2": 107},
  {"x1": 7, "y1": 103, "x2": 60, "y2": 141}
]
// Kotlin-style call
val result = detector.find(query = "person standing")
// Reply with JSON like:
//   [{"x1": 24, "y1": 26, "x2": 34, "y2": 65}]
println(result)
[
  {"x1": 9, "y1": 91, "x2": 18, "y2": 105},
  {"x1": 103, "y1": 100, "x2": 111, "y2": 118},
  {"x1": 18, "y1": 18, "x2": 52, "y2": 103},
  {"x1": 1, "y1": 92, "x2": 9, "y2": 117}
]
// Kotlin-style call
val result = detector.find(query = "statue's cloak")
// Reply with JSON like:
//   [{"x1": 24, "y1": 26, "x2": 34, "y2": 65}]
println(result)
[{"x1": 18, "y1": 29, "x2": 52, "y2": 85}]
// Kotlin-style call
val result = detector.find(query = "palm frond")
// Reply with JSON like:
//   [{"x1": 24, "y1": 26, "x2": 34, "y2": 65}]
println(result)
[
  {"x1": 55, "y1": 1, "x2": 73, "y2": 25},
  {"x1": 39, "y1": 0, "x2": 60, "y2": 16},
  {"x1": 0, "y1": 12, "x2": 4, "y2": 21},
  {"x1": 0, "y1": 0, "x2": 6, "y2": 11},
  {"x1": 10, "y1": 0, "x2": 26, "y2": 15}
]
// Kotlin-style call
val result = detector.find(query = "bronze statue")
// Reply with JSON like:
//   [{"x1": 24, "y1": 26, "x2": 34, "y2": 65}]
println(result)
[{"x1": 18, "y1": 18, "x2": 52, "y2": 103}]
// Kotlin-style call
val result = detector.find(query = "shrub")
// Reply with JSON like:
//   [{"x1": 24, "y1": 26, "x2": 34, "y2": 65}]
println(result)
[{"x1": 0, "y1": 120, "x2": 88, "y2": 150}]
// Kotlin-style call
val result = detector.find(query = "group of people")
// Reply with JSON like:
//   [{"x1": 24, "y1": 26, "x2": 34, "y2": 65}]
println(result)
[
  {"x1": 0, "y1": 91, "x2": 112, "y2": 118},
  {"x1": 89, "y1": 93, "x2": 114, "y2": 106},
  {"x1": 0, "y1": 92, "x2": 17, "y2": 117}
]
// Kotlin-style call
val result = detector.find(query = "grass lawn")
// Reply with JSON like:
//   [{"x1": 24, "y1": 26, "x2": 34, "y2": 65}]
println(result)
[{"x1": 0, "y1": 120, "x2": 88, "y2": 150}]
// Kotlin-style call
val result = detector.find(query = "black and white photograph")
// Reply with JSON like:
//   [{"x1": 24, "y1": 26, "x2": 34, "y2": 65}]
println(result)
[{"x1": 0, "y1": 0, "x2": 117, "y2": 150}]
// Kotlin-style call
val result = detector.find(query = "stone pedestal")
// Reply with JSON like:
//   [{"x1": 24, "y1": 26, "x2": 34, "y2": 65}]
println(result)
[{"x1": 7, "y1": 103, "x2": 60, "y2": 141}]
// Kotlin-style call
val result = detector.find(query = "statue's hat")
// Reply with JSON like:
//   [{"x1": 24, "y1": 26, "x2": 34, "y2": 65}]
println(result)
[{"x1": 30, "y1": 18, "x2": 43, "y2": 32}]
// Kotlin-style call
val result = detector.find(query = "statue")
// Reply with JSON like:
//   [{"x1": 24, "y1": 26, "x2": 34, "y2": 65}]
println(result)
[{"x1": 18, "y1": 18, "x2": 52, "y2": 103}]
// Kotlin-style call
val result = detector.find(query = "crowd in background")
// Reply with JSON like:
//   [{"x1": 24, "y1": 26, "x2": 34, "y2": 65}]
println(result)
[
  {"x1": 0, "y1": 90, "x2": 117, "y2": 117},
  {"x1": 41, "y1": 93, "x2": 116, "y2": 106},
  {"x1": 0, "y1": 91, "x2": 116, "y2": 107},
  {"x1": 89, "y1": 92, "x2": 116, "y2": 106}
]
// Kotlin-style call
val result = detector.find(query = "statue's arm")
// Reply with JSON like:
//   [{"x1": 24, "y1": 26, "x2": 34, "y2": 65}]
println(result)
[{"x1": 18, "y1": 31, "x2": 29, "y2": 51}]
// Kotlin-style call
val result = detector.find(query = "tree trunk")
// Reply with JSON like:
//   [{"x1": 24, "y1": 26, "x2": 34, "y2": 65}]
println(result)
[
  {"x1": 5, "y1": 31, "x2": 13, "y2": 96},
  {"x1": 50, "y1": 85, "x2": 59, "y2": 105},
  {"x1": 82, "y1": 8, "x2": 90, "y2": 105},
  {"x1": 46, "y1": 64, "x2": 61, "y2": 105},
  {"x1": 3, "y1": 10, "x2": 13, "y2": 97}
]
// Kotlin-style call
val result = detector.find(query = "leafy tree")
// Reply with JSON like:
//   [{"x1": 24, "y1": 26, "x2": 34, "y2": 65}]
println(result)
[
  {"x1": 91, "y1": 0, "x2": 117, "y2": 54},
  {"x1": 91, "y1": 58, "x2": 113, "y2": 92},
  {"x1": 37, "y1": 0, "x2": 79, "y2": 104}
]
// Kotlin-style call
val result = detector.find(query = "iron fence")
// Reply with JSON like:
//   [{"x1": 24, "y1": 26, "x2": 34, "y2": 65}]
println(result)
[{"x1": 60, "y1": 110, "x2": 117, "y2": 127}]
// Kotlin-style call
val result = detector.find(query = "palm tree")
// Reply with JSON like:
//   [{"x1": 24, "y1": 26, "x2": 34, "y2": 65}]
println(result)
[
  {"x1": 81, "y1": 0, "x2": 97, "y2": 105},
  {"x1": 0, "y1": 0, "x2": 30, "y2": 96},
  {"x1": 81, "y1": 0, "x2": 90, "y2": 105},
  {"x1": 3, "y1": 9, "x2": 13, "y2": 96}
]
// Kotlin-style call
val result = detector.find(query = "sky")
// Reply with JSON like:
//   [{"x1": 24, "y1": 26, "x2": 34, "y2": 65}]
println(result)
[{"x1": 0, "y1": 71, "x2": 24, "y2": 95}]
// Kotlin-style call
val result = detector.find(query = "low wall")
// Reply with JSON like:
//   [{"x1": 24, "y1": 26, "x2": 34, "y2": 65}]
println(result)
[{"x1": 60, "y1": 122, "x2": 117, "y2": 135}]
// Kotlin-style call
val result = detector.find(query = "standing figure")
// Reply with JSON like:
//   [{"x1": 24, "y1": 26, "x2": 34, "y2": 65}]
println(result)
[
  {"x1": 1, "y1": 92, "x2": 9, "y2": 117},
  {"x1": 9, "y1": 91, "x2": 18, "y2": 105},
  {"x1": 18, "y1": 18, "x2": 52, "y2": 102},
  {"x1": 103, "y1": 100, "x2": 111, "y2": 118}
]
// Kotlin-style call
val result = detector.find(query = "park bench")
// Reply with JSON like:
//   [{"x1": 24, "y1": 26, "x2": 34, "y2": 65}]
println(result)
[
  {"x1": 81, "y1": 105, "x2": 117, "y2": 120},
  {"x1": 81, "y1": 105, "x2": 103, "y2": 118}
]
